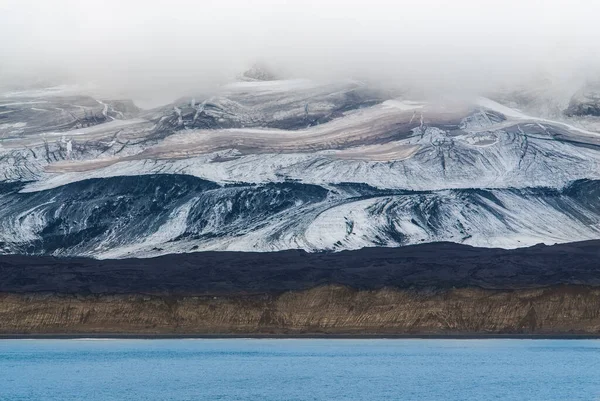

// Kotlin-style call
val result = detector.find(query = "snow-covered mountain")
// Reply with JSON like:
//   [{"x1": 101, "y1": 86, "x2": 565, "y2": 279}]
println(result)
[{"x1": 1, "y1": 78, "x2": 600, "y2": 258}]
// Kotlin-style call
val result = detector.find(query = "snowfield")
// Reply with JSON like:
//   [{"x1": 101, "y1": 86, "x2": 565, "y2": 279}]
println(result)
[{"x1": 1, "y1": 78, "x2": 600, "y2": 257}]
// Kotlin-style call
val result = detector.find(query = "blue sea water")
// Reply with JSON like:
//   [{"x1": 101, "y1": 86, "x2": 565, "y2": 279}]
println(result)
[{"x1": 0, "y1": 339, "x2": 599, "y2": 401}]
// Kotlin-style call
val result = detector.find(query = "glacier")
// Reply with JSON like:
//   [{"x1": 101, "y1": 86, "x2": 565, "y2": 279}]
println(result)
[{"x1": 1, "y1": 78, "x2": 600, "y2": 258}]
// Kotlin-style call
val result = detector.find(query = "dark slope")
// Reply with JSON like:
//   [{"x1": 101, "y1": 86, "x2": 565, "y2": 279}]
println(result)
[
  {"x1": 1, "y1": 240, "x2": 600, "y2": 295},
  {"x1": 4, "y1": 174, "x2": 600, "y2": 256}
]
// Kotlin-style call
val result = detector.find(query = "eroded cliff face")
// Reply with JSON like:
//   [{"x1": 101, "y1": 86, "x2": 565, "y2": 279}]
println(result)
[{"x1": 2, "y1": 285, "x2": 599, "y2": 335}]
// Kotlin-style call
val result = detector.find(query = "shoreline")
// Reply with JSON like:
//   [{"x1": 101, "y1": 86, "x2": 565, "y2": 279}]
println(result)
[{"x1": 2, "y1": 333, "x2": 600, "y2": 340}]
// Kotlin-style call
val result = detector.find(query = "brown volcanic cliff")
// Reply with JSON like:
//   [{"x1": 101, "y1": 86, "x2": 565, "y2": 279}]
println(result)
[{"x1": 2, "y1": 285, "x2": 600, "y2": 335}]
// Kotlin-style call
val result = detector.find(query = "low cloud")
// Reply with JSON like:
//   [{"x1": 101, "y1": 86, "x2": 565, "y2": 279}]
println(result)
[{"x1": 1, "y1": 0, "x2": 599, "y2": 104}]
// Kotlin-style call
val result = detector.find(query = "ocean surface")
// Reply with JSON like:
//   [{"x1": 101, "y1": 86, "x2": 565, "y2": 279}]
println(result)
[{"x1": 0, "y1": 339, "x2": 599, "y2": 400}]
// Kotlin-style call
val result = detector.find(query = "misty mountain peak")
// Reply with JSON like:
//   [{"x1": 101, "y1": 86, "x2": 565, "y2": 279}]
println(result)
[
  {"x1": 566, "y1": 81, "x2": 600, "y2": 117},
  {"x1": 239, "y1": 63, "x2": 279, "y2": 82}
]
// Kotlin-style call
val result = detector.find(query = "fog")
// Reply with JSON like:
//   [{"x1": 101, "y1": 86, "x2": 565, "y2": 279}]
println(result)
[{"x1": 1, "y1": 0, "x2": 599, "y2": 104}]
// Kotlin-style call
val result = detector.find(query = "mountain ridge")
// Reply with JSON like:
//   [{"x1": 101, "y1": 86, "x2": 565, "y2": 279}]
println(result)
[
  {"x1": 1, "y1": 240, "x2": 600, "y2": 294},
  {"x1": 2, "y1": 79, "x2": 600, "y2": 256}
]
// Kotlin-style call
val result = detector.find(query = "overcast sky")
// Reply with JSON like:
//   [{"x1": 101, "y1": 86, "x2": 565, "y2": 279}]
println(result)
[{"x1": 1, "y1": 0, "x2": 599, "y2": 102}]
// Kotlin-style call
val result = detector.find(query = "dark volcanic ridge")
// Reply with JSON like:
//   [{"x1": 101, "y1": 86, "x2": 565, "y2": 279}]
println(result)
[{"x1": 2, "y1": 240, "x2": 600, "y2": 295}]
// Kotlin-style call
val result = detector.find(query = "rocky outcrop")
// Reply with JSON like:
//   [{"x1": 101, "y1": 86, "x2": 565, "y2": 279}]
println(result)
[
  {"x1": 240, "y1": 63, "x2": 279, "y2": 81},
  {"x1": 566, "y1": 82, "x2": 600, "y2": 117},
  {"x1": 1, "y1": 285, "x2": 599, "y2": 335}
]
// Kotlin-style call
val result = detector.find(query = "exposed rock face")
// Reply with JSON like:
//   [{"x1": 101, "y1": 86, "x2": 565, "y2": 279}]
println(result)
[
  {"x1": 1, "y1": 285, "x2": 599, "y2": 335},
  {"x1": 240, "y1": 63, "x2": 279, "y2": 81},
  {"x1": 566, "y1": 83, "x2": 600, "y2": 117}
]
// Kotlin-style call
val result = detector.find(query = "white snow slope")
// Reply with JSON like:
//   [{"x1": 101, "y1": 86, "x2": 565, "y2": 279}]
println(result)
[{"x1": 1, "y1": 79, "x2": 600, "y2": 258}]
